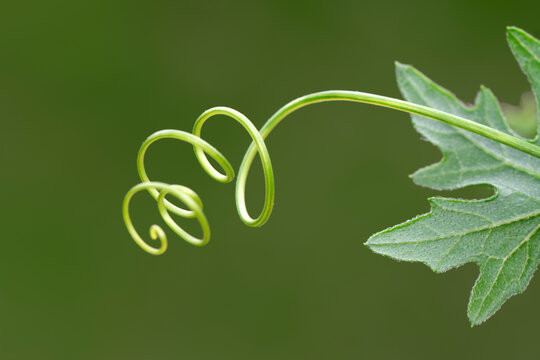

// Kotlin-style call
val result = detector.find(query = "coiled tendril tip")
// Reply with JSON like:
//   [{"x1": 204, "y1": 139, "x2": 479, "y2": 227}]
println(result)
[{"x1": 124, "y1": 106, "x2": 275, "y2": 255}]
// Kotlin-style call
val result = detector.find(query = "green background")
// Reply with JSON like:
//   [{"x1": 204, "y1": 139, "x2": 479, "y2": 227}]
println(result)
[{"x1": 2, "y1": 0, "x2": 540, "y2": 358}]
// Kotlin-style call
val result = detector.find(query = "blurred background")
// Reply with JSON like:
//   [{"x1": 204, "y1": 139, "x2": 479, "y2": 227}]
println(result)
[{"x1": 1, "y1": 0, "x2": 540, "y2": 358}]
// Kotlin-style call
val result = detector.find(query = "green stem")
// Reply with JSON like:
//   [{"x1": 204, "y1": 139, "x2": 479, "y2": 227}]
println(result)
[
  {"x1": 244, "y1": 90, "x2": 540, "y2": 166},
  {"x1": 235, "y1": 90, "x2": 540, "y2": 225},
  {"x1": 125, "y1": 90, "x2": 540, "y2": 255}
]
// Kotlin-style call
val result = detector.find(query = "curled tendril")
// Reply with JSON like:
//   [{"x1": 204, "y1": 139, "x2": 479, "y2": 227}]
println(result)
[
  {"x1": 123, "y1": 107, "x2": 275, "y2": 255},
  {"x1": 123, "y1": 182, "x2": 209, "y2": 255},
  {"x1": 123, "y1": 90, "x2": 540, "y2": 255}
]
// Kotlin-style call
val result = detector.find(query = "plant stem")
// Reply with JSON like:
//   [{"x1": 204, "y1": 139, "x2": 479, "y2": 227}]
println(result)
[
  {"x1": 266, "y1": 90, "x2": 540, "y2": 157},
  {"x1": 233, "y1": 90, "x2": 540, "y2": 227},
  {"x1": 126, "y1": 90, "x2": 540, "y2": 254}
]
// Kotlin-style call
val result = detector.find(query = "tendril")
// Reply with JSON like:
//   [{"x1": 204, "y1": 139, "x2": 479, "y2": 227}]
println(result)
[
  {"x1": 123, "y1": 90, "x2": 540, "y2": 255},
  {"x1": 123, "y1": 182, "x2": 209, "y2": 255}
]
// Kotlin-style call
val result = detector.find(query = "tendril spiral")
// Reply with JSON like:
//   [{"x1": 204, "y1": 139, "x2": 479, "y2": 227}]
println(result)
[
  {"x1": 123, "y1": 107, "x2": 275, "y2": 255},
  {"x1": 123, "y1": 90, "x2": 540, "y2": 255}
]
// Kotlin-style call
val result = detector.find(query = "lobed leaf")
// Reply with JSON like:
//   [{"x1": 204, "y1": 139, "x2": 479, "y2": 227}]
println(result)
[{"x1": 366, "y1": 27, "x2": 540, "y2": 326}]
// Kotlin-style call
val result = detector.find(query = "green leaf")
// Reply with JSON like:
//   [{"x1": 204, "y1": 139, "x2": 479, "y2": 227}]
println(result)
[
  {"x1": 365, "y1": 27, "x2": 540, "y2": 326},
  {"x1": 507, "y1": 27, "x2": 540, "y2": 145}
]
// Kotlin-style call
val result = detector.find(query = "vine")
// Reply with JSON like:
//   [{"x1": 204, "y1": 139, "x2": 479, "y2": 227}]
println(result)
[{"x1": 123, "y1": 90, "x2": 540, "y2": 255}]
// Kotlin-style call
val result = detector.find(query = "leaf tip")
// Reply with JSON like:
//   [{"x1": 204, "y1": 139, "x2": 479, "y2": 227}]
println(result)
[
  {"x1": 467, "y1": 304, "x2": 492, "y2": 327},
  {"x1": 364, "y1": 235, "x2": 375, "y2": 247},
  {"x1": 506, "y1": 26, "x2": 523, "y2": 37},
  {"x1": 469, "y1": 317, "x2": 482, "y2": 328},
  {"x1": 394, "y1": 61, "x2": 412, "y2": 73},
  {"x1": 506, "y1": 26, "x2": 530, "y2": 43}
]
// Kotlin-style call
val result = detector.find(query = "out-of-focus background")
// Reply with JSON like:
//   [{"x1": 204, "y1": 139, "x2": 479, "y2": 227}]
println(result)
[{"x1": 2, "y1": 1, "x2": 539, "y2": 358}]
